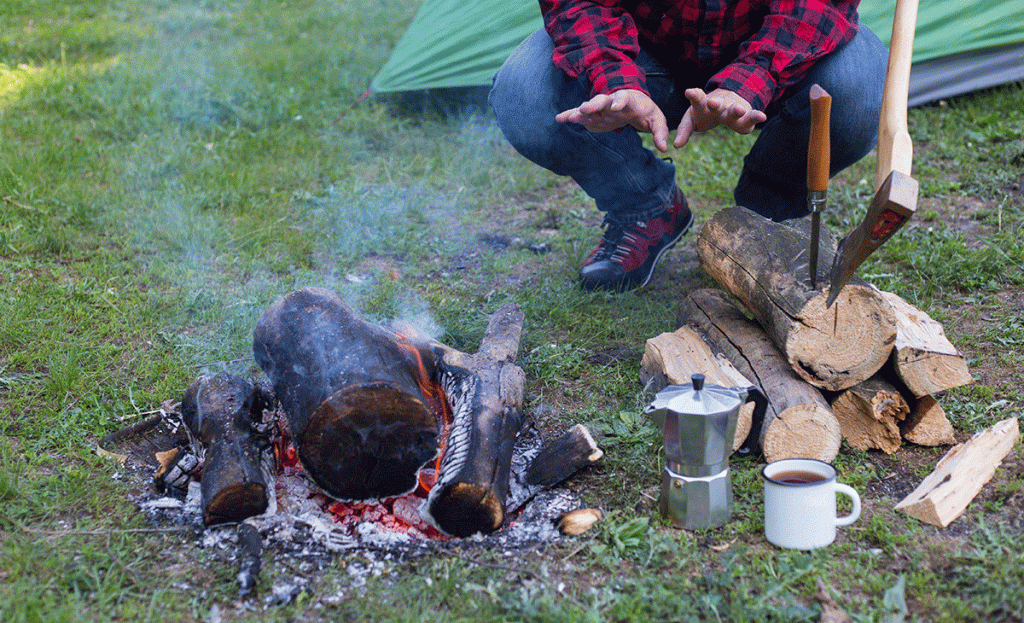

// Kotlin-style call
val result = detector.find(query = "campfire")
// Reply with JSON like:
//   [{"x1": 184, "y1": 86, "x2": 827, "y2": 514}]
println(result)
[{"x1": 102, "y1": 287, "x2": 604, "y2": 597}]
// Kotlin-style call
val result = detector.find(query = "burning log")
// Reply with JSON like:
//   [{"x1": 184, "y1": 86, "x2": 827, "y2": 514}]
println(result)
[
  {"x1": 253, "y1": 287, "x2": 571, "y2": 538},
  {"x1": 252, "y1": 287, "x2": 441, "y2": 501},
  {"x1": 423, "y1": 304, "x2": 527, "y2": 537},
  {"x1": 678, "y1": 289, "x2": 842, "y2": 463},
  {"x1": 181, "y1": 373, "x2": 276, "y2": 525},
  {"x1": 696, "y1": 206, "x2": 897, "y2": 391}
]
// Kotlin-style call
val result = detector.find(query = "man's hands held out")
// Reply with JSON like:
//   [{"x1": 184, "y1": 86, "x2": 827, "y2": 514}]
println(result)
[{"x1": 555, "y1": 87, "x2": 767, "y2": 151}]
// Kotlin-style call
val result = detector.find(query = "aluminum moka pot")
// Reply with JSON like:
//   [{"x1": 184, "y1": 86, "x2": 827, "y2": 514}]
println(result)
[{"x1": 645, "y1": 374, "x2": 767, "y2": 530}]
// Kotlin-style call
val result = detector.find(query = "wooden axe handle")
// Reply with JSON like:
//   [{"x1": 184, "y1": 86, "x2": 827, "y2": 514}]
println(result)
[{"x1": 875, "y1": 0, "x2": 918, "y2": 188}]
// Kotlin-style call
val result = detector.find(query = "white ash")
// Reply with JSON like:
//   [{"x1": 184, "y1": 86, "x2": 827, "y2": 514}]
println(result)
[{"x1": 122, "y1": 408, "x2": 595, "y2": 600}]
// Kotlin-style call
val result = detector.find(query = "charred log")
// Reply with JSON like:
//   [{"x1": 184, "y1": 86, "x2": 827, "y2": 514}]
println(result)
[
  {"x1": 181, "y1": 373, "x2": 276, "y2": 525},
  {"x1": 423, "y1": 304, "x2": 528, "y2": 537},
  {"x1": 253, "y1": 287, "x2": 439, "y2": 501}
]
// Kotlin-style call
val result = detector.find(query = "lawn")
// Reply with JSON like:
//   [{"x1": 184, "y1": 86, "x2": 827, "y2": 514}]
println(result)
[{"x1": 2, "y1": 1, "x2": 1023, "y2": 621}]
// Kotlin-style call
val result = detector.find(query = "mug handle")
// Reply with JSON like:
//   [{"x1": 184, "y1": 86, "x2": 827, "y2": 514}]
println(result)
[{"x1": 835, "y1": 483, "x2": 861, "y2": 526}]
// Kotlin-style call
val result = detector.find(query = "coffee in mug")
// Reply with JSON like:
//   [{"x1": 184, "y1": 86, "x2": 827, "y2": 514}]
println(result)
[{"x1": 762, "y1": 458, "x2": 861, "y2": 550}]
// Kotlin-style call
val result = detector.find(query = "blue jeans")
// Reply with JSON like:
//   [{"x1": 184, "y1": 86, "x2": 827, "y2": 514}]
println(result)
[{"x1": 490, "y1": 26, "x2": 888, "y2": 223}]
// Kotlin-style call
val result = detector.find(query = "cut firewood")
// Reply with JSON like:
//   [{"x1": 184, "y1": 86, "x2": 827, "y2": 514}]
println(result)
[
  {"x1": 829, "y1": 376, "x2": 910, "y2": 454},
  {"x1": 180, "y1": 373, "x2": 276, "y2": 525},
  {"x1": 679, "y1": 289, "x2": 841, "y2": 463},
  {"x1": 640, "y1": 326, "x2": 755, "y2": 453},
  {"x1": 696, "y1": 206, "x2": 897, "y2": 391},
  {"x1": 901, "y1": 395, "x2": 956, "y2": 446},
  {"x1": 895, "y1": 417, "x2": 1020, "y2": 527},
  {"x1": 880, "y1": 291, "x2": 973, "y2": 397}
]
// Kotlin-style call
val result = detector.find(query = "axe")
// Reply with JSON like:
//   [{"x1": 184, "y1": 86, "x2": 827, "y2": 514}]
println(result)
[{"x1": 825, "y1": 0, "x2": 919, "y2": 308}]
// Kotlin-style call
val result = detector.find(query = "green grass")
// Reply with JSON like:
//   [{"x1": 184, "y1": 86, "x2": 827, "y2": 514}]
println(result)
[{"x1": 2, "y1": 1, "x2": 1024, "y2": 621}]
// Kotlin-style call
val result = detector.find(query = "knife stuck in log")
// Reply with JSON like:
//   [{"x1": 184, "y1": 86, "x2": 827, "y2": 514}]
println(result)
[{"x1": 807, "y1": 83, "x2": 832, "y2": 290}]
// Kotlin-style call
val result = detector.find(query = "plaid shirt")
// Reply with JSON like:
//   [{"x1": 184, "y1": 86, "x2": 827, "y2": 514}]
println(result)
[{"x1": 540, "y1": 0, "x2": 861, "y2": 111}]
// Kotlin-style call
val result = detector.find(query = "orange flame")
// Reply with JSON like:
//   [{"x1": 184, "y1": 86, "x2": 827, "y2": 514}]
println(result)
[{"x1": 392, "y1": 330, "x2": 453, "y2": 495}]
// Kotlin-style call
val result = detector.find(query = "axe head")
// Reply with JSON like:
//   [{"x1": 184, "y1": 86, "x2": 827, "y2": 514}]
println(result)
[{"x1": 825, "y1": 170, "x2": 918, "y2": 307}]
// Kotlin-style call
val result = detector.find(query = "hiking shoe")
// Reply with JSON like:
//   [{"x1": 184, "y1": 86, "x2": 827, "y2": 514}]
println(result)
[{"x1": 578, "y1": 187, "x2": 693, "y2": 292}]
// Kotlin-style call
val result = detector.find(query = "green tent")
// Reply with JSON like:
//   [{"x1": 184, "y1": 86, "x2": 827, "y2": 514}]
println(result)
[{"x1": 370, "y1": 0, "x2": 1024, "y2": 106}]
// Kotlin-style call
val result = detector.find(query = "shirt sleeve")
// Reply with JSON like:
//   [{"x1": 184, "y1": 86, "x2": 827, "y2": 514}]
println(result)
[
  {"x1": 539, "y1": 0, "x2": 648, "y2": 97},
  {"x1": 707, "y1": 0, "x2": 861, "y2": 111}
]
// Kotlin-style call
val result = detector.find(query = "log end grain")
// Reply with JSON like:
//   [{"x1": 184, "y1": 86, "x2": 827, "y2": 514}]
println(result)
[
  {"x1": 298, "y1": 383, "x2": 438, "y2": 501},
  {"x1": 761, "y1": 403, "x2": 843, "y2": 463},
  {"x1": 425, "y1": 482, "x2": 504, "y2": 537},
  {"x1": 787, "y1": 286, "x2": 897, "y2": 391}
]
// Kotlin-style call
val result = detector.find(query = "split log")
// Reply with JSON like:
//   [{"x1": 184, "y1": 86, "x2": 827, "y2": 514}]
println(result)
[
  {"x1": 696, "y1": 206, "x2": 897, "y2": 391},
  {"x1": 253, "y1": 287, "x2": 441, "y2": 501},
  {"x1": 900, "y1": 395, "x2": 956, "y2": 446},
  {"x1": 640, "y1": 326, "x2": 756, "y2": 454},
  {"x1": 181, "y1": 373, "x2": 276, "y2": 525},
  {"x1": 895, "y1": 417, "x2": 1020, "y2": 527},
  {"x1": 880, "y1": 291, "x2": 973, "y2": 397},
  {"x1": 679, "y1": 289, "x2": 842, "y2": 463},
  {"x1": 829, "y1": 376, "x2": 910, "y2": 454}
]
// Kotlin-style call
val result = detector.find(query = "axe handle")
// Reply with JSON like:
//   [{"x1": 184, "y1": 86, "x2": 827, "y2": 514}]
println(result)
[{"x1": 875, "y1": 0, "x2": 918, "y2": 188}]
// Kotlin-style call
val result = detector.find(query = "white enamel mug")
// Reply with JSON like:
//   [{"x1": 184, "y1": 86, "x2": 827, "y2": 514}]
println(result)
[{"x1": 762, "y1": 458, "x2": 861, "y2": 550}]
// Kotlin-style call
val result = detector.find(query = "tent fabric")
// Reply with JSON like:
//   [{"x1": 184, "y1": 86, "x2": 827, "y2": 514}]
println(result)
[{"x1": 371, "y1": 0, "x2": 1024, "y2": 106}]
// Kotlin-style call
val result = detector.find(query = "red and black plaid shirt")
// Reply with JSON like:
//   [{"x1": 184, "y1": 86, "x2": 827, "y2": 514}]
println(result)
[{"x1": 540, "y1": 0, "x2": 861, "y2": 111}]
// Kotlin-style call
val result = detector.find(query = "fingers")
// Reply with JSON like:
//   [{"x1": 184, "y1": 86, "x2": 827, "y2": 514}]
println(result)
[{"x1": 673, "y1": 108, "x2": 696, "y2": 149}]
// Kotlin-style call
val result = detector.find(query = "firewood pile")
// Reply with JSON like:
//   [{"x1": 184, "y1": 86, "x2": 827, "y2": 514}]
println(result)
[
  {"x1": 639, "y1": 209, "x2": 994, "y2": 498},
  {"x1": 640, "y1": 206, "x2": 1021, "y2": 526}
]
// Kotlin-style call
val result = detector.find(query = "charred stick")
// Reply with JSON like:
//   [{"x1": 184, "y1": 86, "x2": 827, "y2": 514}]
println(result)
[{"x1": 181, "y1": 373, "x2": 276, "y2": 525}]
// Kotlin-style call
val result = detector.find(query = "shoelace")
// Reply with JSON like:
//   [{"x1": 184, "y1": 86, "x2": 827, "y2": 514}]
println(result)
[{"x1": 593, "y1": 218, "x2": 649, "y2": 263}]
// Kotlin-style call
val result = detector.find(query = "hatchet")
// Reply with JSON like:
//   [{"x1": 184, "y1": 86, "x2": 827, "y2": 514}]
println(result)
[{"x1": 825, "y1": 0, "x2": 919, "y2": 308}]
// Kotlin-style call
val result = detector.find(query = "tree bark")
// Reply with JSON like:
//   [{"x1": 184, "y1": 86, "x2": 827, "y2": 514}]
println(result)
[
  {"x1": 695, "y1": 206, "x2": 897, "y2": 391},
  {"x1": 679, "y1": 289, "x2": 842, "y2": 463}
]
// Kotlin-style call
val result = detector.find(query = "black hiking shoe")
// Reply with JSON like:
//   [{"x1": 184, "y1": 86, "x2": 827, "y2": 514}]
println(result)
[{"x1": 578, "y1": 187, "x2": 693, "y2": 292}]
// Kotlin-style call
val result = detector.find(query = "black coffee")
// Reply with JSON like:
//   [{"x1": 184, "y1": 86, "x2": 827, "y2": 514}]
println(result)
[{"x1": 773, "y1": 470, "x2": 826, "y2": 484}]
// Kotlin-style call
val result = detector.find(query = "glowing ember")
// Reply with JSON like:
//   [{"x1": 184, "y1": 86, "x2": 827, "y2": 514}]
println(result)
[{"x1": 273, "y1": 417, "x2": 449, "y2": 541}]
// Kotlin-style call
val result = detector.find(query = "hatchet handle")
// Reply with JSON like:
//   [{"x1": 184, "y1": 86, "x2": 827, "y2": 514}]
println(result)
[{"x1": 875, "y1": 0, "x2": 918, "y2": 189}]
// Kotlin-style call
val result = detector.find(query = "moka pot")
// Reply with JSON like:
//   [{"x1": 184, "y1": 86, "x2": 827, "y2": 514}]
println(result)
[{"x1": 645, "y1": 374, "x2": 768, "y2": 530}]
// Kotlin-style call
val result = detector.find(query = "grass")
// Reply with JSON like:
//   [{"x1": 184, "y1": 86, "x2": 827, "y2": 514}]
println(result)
[{"x1": 2, "y1": 1, "x2": 1024, "y2": 621}]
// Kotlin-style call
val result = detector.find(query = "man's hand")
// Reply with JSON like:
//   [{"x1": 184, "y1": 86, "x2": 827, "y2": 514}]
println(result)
[
  {"x1": 674, "y1": 88, "x2": 767, "y2": 148},
  {"x1": 556, "y1": 89, "x2": 672, "y2": 152}
]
